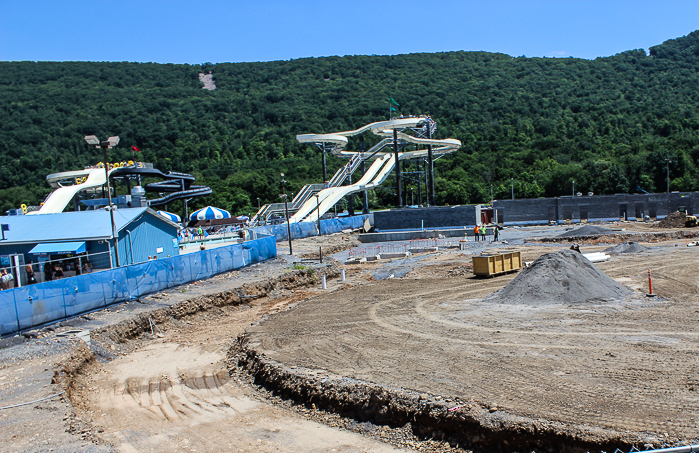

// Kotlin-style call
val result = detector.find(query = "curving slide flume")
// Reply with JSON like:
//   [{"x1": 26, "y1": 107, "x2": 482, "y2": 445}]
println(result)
[{"x1": 293, "y1": 116, "x2": 461, "y2": 223}]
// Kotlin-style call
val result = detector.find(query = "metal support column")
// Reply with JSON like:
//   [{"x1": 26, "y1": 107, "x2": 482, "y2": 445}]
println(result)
[
  {"x1": 347, "y1": 173, "x2": 354, "y2": 216},
  {"x1": 427, "y1": 122, "x2": 435, "y2": 207},
  {"x1": 417, "y1": 161, "x2": 422, "y2": 206},
  {"x1": 360, "y1": 136, "x2": 369, "y2": 214},
  {"x1": 394, "y1": 128, "x2": 402, "y2": 208},
  {"x1": 322, "y1": 146, "x2": 327, "y2": 183}
]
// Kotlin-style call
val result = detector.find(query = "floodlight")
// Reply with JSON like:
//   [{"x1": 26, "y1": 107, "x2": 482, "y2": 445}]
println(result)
[
  {"x1": 84, "y1": 135, "x2": 99, "y2": 145},
  {"x1": 107, "y1": 136, "x2": 120, "y2": 147}
]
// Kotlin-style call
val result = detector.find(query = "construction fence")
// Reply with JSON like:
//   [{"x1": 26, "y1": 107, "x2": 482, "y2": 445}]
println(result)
[
  {"x1": 348, "y1": 238, "x2": 461, "y2": 259},
  {"x1": 251, "y1": 214, "x2": 371, "y2": 243},
  {"x1": 0, "y1": 234, "x2": 276, "y2": 336}
]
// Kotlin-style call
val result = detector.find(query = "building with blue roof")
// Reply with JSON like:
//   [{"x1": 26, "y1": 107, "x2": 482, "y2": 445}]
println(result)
[{"x1": 0, "y1": 208, "x2": 180, "y2": 281}]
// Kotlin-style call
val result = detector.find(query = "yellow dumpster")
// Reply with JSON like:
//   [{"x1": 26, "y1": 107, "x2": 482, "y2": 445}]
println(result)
[{"x1": 472, "y1": 251, "x2": 522, "y2": 277}]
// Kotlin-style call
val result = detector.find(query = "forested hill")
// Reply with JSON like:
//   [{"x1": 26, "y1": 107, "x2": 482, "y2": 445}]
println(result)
[{"x1": 2, "y1": 30, "x2": 699, "y2": 215}]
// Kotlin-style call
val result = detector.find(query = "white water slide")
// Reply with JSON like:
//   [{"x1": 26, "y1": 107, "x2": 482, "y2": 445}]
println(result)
[
  {"x1": 28, "y1": 168, "x2": 111, "y2": 215},
  {"x1": 292, "y1": 117, "x2": 461, "y2": 223}
]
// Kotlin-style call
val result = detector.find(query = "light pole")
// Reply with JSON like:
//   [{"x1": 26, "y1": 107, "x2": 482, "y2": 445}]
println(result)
[
  {"x1": 572, "y1": 180, "x2": 575, "y2": 198},
  {"x1": 411, "y1": 187, "x2": 414, "y2": 206},
  {"x1": 280, "y1": 173, "x2": 292, "y2": 255},
  {"x1": 257, "y1": 197, "x2": 260, "y2": 211},
  {"x1": 85, "y1": 135, "x2": 121, "y2": 268},
  {"x1": 314, "y1": 193, "x2": 321, "y2": 235},
  {"x1": 490, "y1": 184, "x2": 493, "y2": 206},
  {"x1": 511, "y1": 178, "x2": 514, "y2": 200},
  {"x1": 666, "y1": 157, "x2": 672, "y2": 193}
]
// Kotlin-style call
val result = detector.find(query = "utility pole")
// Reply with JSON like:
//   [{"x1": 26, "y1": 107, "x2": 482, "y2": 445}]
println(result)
[
  {"x1": 511, "y1": 178, "x2": 514, "y2": 200},
  {"x1": 280, "y1": 173, "x2": 292, "y2": 255},
  {"x1": 84, "y1": 135, "x2": 121, "y2": 268}
]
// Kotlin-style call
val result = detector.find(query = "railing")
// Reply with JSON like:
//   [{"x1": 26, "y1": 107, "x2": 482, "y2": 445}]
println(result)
[
  {"x1": 346, "y1": 238, "x2": 461, "y2": 259},
  {"x1": 250, "y1": 183, "x2": 325, "y2": 227},
  {"x1": 292, "y1": 183, "x2": 324, "y2": 205},
  {"x1": 329, "y1": 153, "x2": 362, "y2": 187},
  {"x1": 409, "y1": 238, "x2": 460, "y2": 249}
]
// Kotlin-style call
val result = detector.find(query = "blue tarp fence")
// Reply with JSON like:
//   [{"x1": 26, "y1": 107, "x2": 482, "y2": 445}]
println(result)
[
  {"x1": 252, "y1": 214, "x2": 372, "y2": 242},
  {"x1": 0, "y1": 234, "x2": 277, "y2": 336}
]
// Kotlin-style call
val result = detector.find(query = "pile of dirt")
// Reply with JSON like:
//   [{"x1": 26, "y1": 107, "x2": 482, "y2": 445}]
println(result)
[
  {"x1": 658, "y1": 211, "x2": 687, "y2": 228},
  {"x1": 604, "y1": 241, "x2": 648, "y2": 255},
  {"x1": 445, "y1": 263, "x2": 472, "y2": 277},
  {"x1": 557, "y1": 225, "x2": 615, "y2": 237},
  {"x1": 485, "y1": 249, "x2": 632, "y2": 305}
]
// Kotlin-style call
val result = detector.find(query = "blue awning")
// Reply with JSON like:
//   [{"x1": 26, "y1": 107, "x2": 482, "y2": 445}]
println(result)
[{"x1": 29, "y1": 241, "x2": 87, "y2": 255}]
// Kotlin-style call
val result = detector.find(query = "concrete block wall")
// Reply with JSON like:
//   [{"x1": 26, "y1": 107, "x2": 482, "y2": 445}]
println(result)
[
  {"x1": 495, "y1": 192, "x2": 699, "y2": 225},
  {"x1": 494, "y1": 199, "x2": 553, "y2": 225},
  {"x1": 375, "y1": 192, "x2": 699, "y2": 230},
  {"x1": 374, "y1": 205, "x2": 477, "y2": 231}
]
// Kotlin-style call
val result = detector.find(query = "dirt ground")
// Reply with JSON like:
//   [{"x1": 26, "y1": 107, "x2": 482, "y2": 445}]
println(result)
[
  {"x1": 77, "y1": 289, "x2": 407, "y2": 453},
  {"x1": 4, "y1": 223, "x2": 699, "y2": 452},
  {"x1": 242, "y1": 239, "x2": 699, "y2": 451}
]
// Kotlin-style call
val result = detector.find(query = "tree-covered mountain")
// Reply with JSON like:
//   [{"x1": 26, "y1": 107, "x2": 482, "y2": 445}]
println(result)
[{"x1": 2, "y1": 30, "x2": 699, "y2": 215}]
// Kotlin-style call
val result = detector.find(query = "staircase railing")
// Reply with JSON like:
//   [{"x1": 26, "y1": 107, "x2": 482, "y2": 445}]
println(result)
[{"x1": 249, "y1": 183, "x2": 325, "y2": 226}]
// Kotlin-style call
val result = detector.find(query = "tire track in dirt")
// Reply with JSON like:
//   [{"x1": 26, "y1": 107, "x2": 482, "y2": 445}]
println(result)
[{"x1": 246, "y1": 248, "x2": 699, "y2": 446}]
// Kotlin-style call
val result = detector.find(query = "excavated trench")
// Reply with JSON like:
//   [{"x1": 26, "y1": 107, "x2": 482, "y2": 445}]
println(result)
[
  {"x1": 53, "y1": 266, "x2": 339, "y2": 426},
  {"x1": 230, "y1": 329, "x2": 633, "y2": 453},
  {"x1": 54, "y1": 257, "x2": 659, "y2": 453}
]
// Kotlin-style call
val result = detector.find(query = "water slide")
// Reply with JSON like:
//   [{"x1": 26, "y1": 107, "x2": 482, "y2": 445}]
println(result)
[
  {"x1": 29, "y1": 168, "x2": 109, "y2": 215},
  {"x1": 292, "y1": 116, "x2": 461, "y2": 223},
  {"x1": 30, "y1": 165, "x2": 211, "y2": 215},
  {"x1": 144, "y1": 180, "x2": 212, "y2": 206},
  {"x1": 109, "y1": 167, "x2": 211, "y2": 207},
  {"x1": 289, "y1": 153, "x2": 393, "y2": 223}
]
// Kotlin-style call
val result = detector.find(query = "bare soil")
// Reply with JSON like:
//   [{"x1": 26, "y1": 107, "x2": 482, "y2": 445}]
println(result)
[
  {"x1": 4, "y1": 227, "x2": 699, "y2": 452},
  {"x1": 241, "y1": 239, "x2": 699, "y2": 451}
]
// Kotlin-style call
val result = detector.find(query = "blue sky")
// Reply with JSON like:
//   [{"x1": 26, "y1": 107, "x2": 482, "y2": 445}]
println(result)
[{"x1": 1, "y1": 0, "x2": 698, "y2": 64}]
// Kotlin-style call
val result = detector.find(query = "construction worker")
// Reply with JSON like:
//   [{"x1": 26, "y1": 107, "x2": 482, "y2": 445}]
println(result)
[{"x1": 474, "y1": 225, "x2": 480, "y2": 242}]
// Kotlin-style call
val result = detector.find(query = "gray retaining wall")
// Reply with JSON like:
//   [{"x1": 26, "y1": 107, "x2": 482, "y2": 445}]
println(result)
[
  {"x1": 374, "y1": 192, "x2": 699, "y2": 230},
  {"x1": 373, "y1": 205, "x2": 477, "y2": 231}
]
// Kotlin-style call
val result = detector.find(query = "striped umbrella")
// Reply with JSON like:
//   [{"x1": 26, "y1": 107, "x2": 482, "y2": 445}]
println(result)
[
  {"x1": 157, "y1": 210, "x2": 181, "y2": 222},
  {"x1": 189, "y1": 206, "x2": 231, "y2": 221}
]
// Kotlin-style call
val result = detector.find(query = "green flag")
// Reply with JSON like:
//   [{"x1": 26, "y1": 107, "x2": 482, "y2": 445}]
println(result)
[
  {"x1": 390, "y1": 97, "x2": 400, "y2": 107},
  {"x1": 390, "y1": 106, "x2": 397, "y2": 112}
]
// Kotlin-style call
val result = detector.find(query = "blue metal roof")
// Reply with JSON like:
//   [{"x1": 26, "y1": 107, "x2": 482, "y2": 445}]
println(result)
[
  {"x1": 29, "y1": 241, "x2": 86, "y2": 255},
  {"x1": 0, "y1": 208, "x2": 179, "y2": 244}
]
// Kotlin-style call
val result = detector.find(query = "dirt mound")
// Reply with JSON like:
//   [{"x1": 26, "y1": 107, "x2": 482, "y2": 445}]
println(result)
[
  {"x1": 604, "y1": 241, "x2": 648, "y2": 255},
  {"x1": 445, "y1": 263, "x2": 472, "y2": 277},
  {"x1": 485, "y1": 249, "x2": 631, "y2": 305},
  {"x1": 557, "y1": 225, "x2": 615, "y2": 237},
  {"x1": 658, "y1": 211, "x2": 687, "y2": 228}
]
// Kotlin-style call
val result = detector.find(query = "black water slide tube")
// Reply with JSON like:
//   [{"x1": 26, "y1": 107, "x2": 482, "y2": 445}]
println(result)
[{"x1": 109, "y1": 167, "x2": 211, "y2": 206}]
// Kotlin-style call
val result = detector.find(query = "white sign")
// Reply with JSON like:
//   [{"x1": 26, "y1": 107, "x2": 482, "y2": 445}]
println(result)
[{"x1": 156, "y1": 247, "x2": 163, "y2": 253}]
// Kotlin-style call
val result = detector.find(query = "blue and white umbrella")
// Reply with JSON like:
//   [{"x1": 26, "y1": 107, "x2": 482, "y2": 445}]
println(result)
[
  {"x1": 157, "y1": 210, "x2": 181, "y2": 222},
  {"x1": 189, "y1": 206, "x2": 231, "y2": 221}
]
